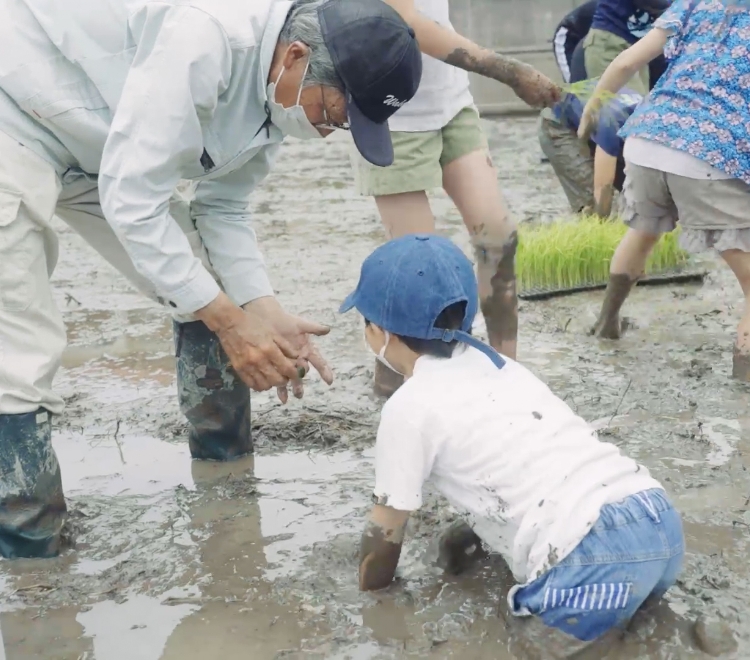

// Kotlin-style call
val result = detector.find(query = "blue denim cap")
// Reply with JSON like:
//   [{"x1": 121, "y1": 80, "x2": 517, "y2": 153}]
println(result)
[{"x1": 340, "y1": 235, "x2": 506, "y2": 369}]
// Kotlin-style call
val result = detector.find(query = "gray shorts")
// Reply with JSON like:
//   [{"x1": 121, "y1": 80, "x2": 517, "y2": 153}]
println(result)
[
  {"x1": 538, "y1": 110, "x2": 594, "y2": 213},
  {"x1": 622, "y1": 161, "x2": 750, "y2": 253}
]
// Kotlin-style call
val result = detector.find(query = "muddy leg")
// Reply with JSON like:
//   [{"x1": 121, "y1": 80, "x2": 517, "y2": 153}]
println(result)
[
  {"x1": 718, "y1": 249, "x2": 750, "y2": 381},
  {"x1": 441, "y1": 149, "x2": 518, "y2": 358},
  {"x1": 371, "y1": 191, "x2": 434, "y2": 397},
  {"x1": 591, "y1": 228, "x2": 660, "y2": 339},
  {"x1": 473, "y1": 232, "x2": 519, "y2": 358},
  {"x1": 0, "y1": 409, "x2": 66, "y2": 558},
  {"x1": 174, "y1": 320, "x2": 252, "y2": 461}
]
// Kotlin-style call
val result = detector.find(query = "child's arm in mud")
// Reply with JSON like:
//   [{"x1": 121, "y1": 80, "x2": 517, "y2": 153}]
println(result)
[
  {"x1": 359, "y1": 504, "x2": 410, "y2": 591},
  {"x1": 593, "y1": 146, "x2": 617, "y2": 218},
  {"x1": 381, "y1": 0, "x2": 561, "y2": 108},
  {"x1": 578, "y1": 28, "x2": 668, "y2": 140}
]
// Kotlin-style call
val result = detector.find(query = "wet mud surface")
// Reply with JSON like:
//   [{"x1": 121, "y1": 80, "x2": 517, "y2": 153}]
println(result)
[{"x1": 2, "y1": 117, "x2": 749, "y2": 659}]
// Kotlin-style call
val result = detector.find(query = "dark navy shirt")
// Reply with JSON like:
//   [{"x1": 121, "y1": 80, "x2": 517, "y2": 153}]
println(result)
[
  {"x1": 553, "y1": 87, "x2": 642, "y2": 157},
  {"x1": 592, "y1": 0, "x2": 662, "y2": 44}
]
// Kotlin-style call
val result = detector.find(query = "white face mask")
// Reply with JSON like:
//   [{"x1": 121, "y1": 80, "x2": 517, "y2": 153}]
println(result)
[
  {"x1": 266, "y1": 59, "x2": 323, "y2": 140},
  {"x1": 364, "y1": 328, "x2": 404, "y2": 376}
]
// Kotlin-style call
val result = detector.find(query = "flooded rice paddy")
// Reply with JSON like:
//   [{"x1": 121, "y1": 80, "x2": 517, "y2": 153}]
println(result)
[{"x1": 1, "y1": 118, "x2": 748, "y2": 659}]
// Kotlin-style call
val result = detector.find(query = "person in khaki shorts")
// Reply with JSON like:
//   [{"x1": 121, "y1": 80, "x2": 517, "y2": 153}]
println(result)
[
  {"x1": 352, "y1": 0, "x2": 520, "y2": 398},
  {"x1": 579, "y1": 0, "x2": 750, "y2": 381},
  {"x1": 583, "y1": 0, "x2": 672, "y2": 95}
]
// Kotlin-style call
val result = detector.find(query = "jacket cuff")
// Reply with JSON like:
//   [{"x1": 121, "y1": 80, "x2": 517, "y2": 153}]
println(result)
[
  {"x1": 161, "y1": 265, "x2": 221, "y2": 315},
  {"x1": 223, "y1": 268, "x2": 275, "y2": 308}
]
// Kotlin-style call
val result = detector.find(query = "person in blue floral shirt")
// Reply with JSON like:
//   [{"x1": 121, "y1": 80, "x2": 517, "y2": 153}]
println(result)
[{"x1": 579, "y1": 0, "x2": 750, "y2": 381}]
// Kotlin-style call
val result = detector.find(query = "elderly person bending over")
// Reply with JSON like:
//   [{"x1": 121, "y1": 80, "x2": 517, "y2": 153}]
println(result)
[
  {"x1": 0, "y1": 0, "x2": 424, "y2": 558},
  {"x1": 580, "y1": 0, "x2": 750, "y2": 381}
]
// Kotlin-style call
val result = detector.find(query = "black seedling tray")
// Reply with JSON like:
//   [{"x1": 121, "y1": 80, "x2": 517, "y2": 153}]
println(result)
[{"x1": 518, "y1": 268, "x2": 707, "y2": 301}]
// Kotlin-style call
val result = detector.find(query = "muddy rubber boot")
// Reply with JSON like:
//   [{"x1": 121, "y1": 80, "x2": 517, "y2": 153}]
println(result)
[
  {"x1": 372, "y1": 360, "x2": 404, "y2": 399},
  {"x1": 0, "y1": 409, "x2": 67, "y2": 559},
  {"x1": 174, "y1": 320, "x2": 252, "y2": 461}
]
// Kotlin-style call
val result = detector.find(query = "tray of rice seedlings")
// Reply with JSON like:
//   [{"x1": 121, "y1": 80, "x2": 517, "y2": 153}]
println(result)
[{"x1": 516, "y1": 215, "x2": 707, "y2": 301}]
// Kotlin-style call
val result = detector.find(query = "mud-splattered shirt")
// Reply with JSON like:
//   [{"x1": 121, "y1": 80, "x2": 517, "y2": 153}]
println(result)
[
  {"x1": 620, "y1": 0, "x2": 750, "y2": 183},
  {"x1": 372, "y1": 346, "x2": 663, "y2": 584}
]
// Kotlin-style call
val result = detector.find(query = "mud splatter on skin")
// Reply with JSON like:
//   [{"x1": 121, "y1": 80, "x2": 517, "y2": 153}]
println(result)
[
  {"x1": 590, "y1": 273, "x2": 636, "y2": 339},
  {"x1": 445, "y1": 48, "x2": 520, "y2": 89},
  {"x1": 473, "y1": 231, "x2": 519, "y2": 355},
  {"x1": 443, "y1": 49, "x2": 561, "y2": 108},
  {"x1": 359, "y1": 521, "x2": 406, "y2": 591},
  {"x1": 532, "y1": 411, "x2": 542, "y2": 420},
  {"x1": 593, "y1": 184, "x2": 615, "y2": 219},
  {"x1": 731, "y1": 346, "x2": 750, "y2": 381}
]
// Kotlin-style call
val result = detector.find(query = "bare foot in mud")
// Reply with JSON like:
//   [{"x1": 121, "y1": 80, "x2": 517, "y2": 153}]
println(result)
[
  {"x1": 589, "y1": 315, "x2": 630, "y2": 339},
  {"x1": 373, "y1": 360, "x2": 404, "y2": 399},
  {"x1": 437, "y1": 521, "x2": 486, "y2": 575}
]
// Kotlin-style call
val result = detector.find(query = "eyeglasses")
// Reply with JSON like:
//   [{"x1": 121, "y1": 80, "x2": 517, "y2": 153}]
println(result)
[{"x1": 314, "y1": 87, "x2": 350, "y2": 131}]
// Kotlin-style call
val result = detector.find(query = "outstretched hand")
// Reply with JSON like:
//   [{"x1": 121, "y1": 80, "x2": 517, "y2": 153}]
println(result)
[
  {"x1": 512, "y1": 63, "x2": 562, "y2": 108},
  {"x1": 195, "y1": 293, "x2": 333, "y2": 399},
  {"x1": 264, "y1": 309, "x2": 334, "y2": 403}
]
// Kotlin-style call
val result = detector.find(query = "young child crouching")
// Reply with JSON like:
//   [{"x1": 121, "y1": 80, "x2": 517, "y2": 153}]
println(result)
[{"x1": 339, "y1": 234, "x2": 684, "y2": 643}]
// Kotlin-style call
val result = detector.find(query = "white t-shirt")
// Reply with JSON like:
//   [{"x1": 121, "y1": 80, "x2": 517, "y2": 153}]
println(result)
[
  {"x1": 386, "y1": 0, "x2": 474, "y2": 132},
  {"x1": 373, "y1": 346, "x2": 662, "y2": 585}
]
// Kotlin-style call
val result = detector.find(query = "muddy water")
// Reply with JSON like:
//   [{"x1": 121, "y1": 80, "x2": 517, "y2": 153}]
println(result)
[{"x1": 1, "y1": 118, "x2": 748, "y2": 659}]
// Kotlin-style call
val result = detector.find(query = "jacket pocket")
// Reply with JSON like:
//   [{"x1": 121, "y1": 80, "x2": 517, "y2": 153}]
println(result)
[
  {"x1": 22, "y1": 78, "x2": 109, "y2": 120},
  {"x1": 0, "y1": 189, "x2": 33, "y2": 312}
]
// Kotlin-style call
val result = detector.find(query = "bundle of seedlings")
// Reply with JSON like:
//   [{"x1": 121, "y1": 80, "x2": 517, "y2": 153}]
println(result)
[{"x1": 516, "y1": 215, "x2": 705, "y2": 300}]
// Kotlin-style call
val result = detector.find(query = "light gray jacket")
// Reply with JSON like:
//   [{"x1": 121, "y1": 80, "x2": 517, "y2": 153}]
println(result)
[{"x1": 0, "y1": 0, "x2": 292, "y2": 314}]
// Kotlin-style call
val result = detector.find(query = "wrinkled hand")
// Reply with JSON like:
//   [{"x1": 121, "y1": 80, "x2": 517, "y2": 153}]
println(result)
[
  {"x1": 254, "y1": 302, "x2": 334, "y2": 403},
  {"x1": 210, "y1": 301, "x2": 301, "y2": 392},
  {"x1": 512, "y1": 63, "x2": 562, "y2": 108}
]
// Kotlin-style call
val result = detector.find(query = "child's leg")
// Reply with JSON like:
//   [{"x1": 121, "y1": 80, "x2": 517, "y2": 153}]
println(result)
[
  {"x1": 591, "y1": 228, "x2": 661, "y2": 338},
  {"x1": 372, "y1": 194, "x2": 436, "y2": 397},
  {"x1": 667, "y1": 174, "x2": 750, "y2": 379},
  {"x1": 351, "y1": 129, "x2": 443, "y2": 397},
  {"x1": 718, "y1": 249, "x2": 750, "y2": 381},
  {"x1": 509, "y1": 489, "x2": 684, "y2": 644},
  {"x1": 591, "y1": 161, "x2": 676, "y2": 339},
  {"x1": 440, "y1": 108, "x2": 519, "y2": 359}
]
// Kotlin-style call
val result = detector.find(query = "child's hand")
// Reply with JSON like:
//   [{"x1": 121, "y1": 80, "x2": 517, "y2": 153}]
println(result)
[
  {"x1": 512, "y1": 63, "x2": 562, "y2": 108},
  {"x1": 578, "y1": 97, "x2": 603, "y2": 142}
]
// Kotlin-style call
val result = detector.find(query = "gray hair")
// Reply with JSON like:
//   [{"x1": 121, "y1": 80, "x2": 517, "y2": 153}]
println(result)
[{"x1": 279, "y1": 0, "x2": 344, "y2": 91}]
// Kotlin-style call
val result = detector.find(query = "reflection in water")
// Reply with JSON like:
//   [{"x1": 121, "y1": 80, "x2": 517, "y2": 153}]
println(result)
[{"x1": 77, "y1": 592, "x2": 199, "y2": 660}]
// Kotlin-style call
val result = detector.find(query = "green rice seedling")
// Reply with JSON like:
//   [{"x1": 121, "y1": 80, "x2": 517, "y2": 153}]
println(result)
[
  {"x1": 561, "y1": 80, "x2": 631, "y2": 134},
  {"x1": 516, "y1": 215, "x2": 689, "y2": 292}
]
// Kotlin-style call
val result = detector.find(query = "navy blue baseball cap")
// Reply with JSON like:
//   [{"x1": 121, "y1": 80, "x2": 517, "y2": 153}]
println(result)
[
  {"x1": 318, "y1": 0, "x2": 422, "y2": 167},
  {"x1": 340, "y1": 235, "x2": 506, "y2": 368}
]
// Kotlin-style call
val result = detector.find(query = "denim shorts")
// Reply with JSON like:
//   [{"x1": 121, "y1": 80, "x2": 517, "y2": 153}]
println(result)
[{"x1": 510, "y1": 489, "x2": 684, "y2": 642}]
